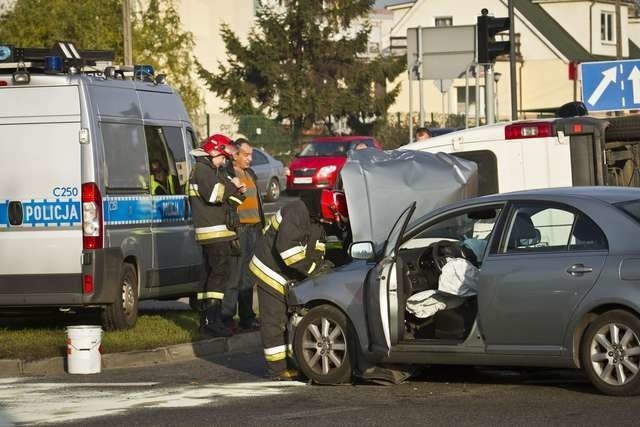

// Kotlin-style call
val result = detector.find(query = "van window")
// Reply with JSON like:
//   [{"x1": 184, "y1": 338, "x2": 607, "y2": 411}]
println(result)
[
  {"x1": 101, "y1": 123, "x2": 149, "y2": 191},
  {"x1": 144, "y1": 126, "x2": 184, "y2": 195},
  {"x1": 162, "y1": 127, "x2": 189, "y2": 191},
  {"x1": 452, "y1": 150, "x2": 498, "y2": 196}
]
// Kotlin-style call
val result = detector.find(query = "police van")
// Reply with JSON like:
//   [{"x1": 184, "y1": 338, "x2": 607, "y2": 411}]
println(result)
[
  {"x1": 0, "y1": 43, "x2": 203, "y2": 329},
  {"x1": 404, "y1": 112, "x2": 640, "y2": 196}
]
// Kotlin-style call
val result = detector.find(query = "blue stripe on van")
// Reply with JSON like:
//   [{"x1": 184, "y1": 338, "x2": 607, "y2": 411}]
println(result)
[
  {"x1": 0, "y1": 199, "x2": 81, "y2": 227},
  {"x1": 0, "y1": 195, "x2": 188, "y2": 227},
  {"x1": 103, "y1": 195, "x2": 187, "y2": 225}
]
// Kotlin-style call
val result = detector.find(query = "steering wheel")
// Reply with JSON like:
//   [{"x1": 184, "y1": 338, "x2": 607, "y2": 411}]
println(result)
[{"x1": 418, "y1": 243, "x2": 449, "y2": 274}]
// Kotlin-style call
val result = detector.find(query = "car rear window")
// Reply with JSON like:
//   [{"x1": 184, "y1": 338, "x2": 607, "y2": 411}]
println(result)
[
  {"x1": 615, "y1": 199, "x2": 640, "y2": 223},
  {"x1": 298, "y1": 139, "x2": 372, "y2": 157}
]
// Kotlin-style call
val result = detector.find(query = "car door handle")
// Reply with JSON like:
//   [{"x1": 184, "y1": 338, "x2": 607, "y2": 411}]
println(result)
[{"x1": 566, "y1": 264, "x2": 593, "y2": 275}]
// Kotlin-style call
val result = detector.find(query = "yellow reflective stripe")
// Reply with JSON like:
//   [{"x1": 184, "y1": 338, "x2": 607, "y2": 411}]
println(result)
[
  {"x1": 264, "y1": 345, "x2": 287, "y2": 362},
  {"x1": 188, "y1": 184, "x2": 200, "y2": 197},
  {"x1": 264, "y1": 351, "x2": 287, "y2": 362},
  {"x1": 307, "y1": 262, "x2": 316, "y2": 275},
  {"x1": 280, "y1": 245, "x2": 306, "y2": 263},
  {"x1": 315, "y1": 241, "x2": 325, "y2": 252},
  {"x1": 326, "y1": 241, "x2": 343, "y2": 249},
  {"x1": 229, "y1": 195, "x2": 244, "y2": 205},
  {"x1": 283, "y1": 250, "x2": 306, "y2": 266},
  {"x1": 197, "y1": 291, "x2": 224, "y2": 300},
  {"x1": 195, "y1": 225, "x2": 236, "y2": 241},
  {"x1": 249, "y1": 257, "x2": 287, "y2": 295},
  {"x1": 210, "y1": 183, "x2": 225, "y2": 203}
]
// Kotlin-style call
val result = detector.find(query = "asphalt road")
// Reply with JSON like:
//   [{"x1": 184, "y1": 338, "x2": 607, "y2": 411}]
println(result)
[{"x1": 2, "y1": 350, "x2": 640, "y2": 426}]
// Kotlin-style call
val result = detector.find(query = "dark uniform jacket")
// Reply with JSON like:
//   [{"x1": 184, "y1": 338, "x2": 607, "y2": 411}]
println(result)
[
  {"x1": 249, "y1": 200, "x2": 326, "y2": 296},
  {"x1": 188, "y1": 156, "x2": 245, "y2": 245}
]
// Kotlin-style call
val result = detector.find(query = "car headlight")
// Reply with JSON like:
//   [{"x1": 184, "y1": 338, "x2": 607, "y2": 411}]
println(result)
[{"x1": 316, "y1": 165, "x2": 337, "y2": 178}]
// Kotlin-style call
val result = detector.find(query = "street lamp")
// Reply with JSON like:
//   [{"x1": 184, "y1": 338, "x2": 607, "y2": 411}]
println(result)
[{"x1": 494, "y1": 72, "x2": 502, "y2": 122}]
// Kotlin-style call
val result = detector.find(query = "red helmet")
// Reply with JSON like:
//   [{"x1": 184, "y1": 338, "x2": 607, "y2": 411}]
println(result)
[{"x1": 201, "y1": 134, "x2": 233, "y2": 158}]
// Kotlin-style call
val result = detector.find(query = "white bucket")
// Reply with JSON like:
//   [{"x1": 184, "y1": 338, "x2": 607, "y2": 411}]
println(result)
[{"x1": 66, "y1": 325, "x2": 103, "y2": 374}]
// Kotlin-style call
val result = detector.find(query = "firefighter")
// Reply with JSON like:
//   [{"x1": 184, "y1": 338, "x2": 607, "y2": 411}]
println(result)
[
  {"x1": 189, "y1": 134, "x2": 246, "y2": 337},
  {"x1": 249, "y1": 190, "x2": 332, "y2": 380}
]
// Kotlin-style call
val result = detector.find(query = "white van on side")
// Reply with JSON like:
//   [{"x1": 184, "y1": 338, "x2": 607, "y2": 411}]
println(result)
[
  {"x1": 0, "y1": 44, "x2": 203, "y2": 329},
  {"x1": 403, "y1": 114, "x2": 639, "y2": 196}
]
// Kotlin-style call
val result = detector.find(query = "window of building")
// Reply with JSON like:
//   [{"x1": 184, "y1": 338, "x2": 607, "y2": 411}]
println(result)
[
  {"x1": 101, "y1": 123, "x2": 149, "y2": 191},
  {"x1": 601, "y1": 11, "x2": 614, "y2": 42},
  {"x1": 435, "y1": 16, "x2": 453, "y2": 27}
]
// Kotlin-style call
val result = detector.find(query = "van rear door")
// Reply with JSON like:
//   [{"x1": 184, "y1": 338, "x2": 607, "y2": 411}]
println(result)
[{"x1": 0, "y1": 85, "x2": 83, "y2": 302}]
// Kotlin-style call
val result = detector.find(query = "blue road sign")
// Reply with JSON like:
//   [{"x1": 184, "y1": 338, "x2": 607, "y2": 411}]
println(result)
[{"x1": 581, "y1": 59, "x2": 640, "y2": 112}]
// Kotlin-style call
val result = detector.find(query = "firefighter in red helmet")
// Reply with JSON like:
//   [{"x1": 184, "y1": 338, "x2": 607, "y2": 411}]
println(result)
[{"x1": 189, "y1": 134, "x2": 246, "y2": 337}]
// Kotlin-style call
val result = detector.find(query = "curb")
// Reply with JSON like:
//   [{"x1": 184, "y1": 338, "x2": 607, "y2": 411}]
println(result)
[{"x1": 0, "y1": 331, "x2": 261, "y2": 378}]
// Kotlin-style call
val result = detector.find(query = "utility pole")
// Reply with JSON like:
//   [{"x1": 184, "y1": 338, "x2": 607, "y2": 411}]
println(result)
[
  {"x1": 615, "y1": 0, "x2": 623, "y2": 116},
  {"x1": 122, "y1": 0, "x2": 133, "y2": 66},
  {"x1": 508, "y1": 0, "x2": 517, "y2": 120}
]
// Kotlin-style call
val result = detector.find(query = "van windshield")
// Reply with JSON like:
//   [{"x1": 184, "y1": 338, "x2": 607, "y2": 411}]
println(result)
[{"x1": 298, "y1": 140, "x2": 371, "y2": 157}]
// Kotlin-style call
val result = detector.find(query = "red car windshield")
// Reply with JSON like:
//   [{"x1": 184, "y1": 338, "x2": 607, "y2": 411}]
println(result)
[{"x1": 298, "y1": 140, "x2": 373, "y2": 157}]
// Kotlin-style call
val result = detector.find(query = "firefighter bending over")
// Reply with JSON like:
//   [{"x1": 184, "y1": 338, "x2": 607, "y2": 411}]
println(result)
[
  {"x1": 249, "y1": 191, "x2": 333, "y2": 380},
  {"x1": 189, "y1": 134, "x2": 245, "y2": 337}
]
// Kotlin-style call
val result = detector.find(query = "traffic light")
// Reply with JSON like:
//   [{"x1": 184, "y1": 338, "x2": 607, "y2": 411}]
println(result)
[{"x1": 477, "y1": 9, "x2": 510, "y2": 63}]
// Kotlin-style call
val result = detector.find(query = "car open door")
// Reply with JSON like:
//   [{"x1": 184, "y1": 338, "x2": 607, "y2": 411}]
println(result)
[{"x1": 364, "y1": 202, "x2": 416, "y2": 358}]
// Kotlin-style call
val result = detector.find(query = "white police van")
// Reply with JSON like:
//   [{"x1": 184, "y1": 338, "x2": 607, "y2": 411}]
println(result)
[
  {"x1": 0, "y1": 43, "x2": 203, "y2": 329},
  {"x1": 405, "y1": 112, "x2": 640, "y2": 196}
]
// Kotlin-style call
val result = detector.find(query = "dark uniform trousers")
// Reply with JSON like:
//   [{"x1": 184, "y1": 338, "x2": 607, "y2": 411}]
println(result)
[
  {"x1": 250, "y1": 200, "x2": 326, "y2": 375},
  {"x1": 199, "y1": 241, "x2": 232, "y2": 308}
]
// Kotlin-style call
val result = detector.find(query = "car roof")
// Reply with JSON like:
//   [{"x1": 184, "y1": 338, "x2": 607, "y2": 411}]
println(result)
[
  {"x1": 308, "y1": 136, "x2": 375, "y2": 142},
  {"x1": 410, "y1": 186, "x2": 640, "y2": 226}
]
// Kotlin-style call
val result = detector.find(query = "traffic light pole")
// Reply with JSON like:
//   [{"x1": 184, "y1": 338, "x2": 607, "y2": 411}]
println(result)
[
  {"x1": 485, "y1": 64, "x2": 495, "y2": 124},
  {"x1": 508, "y1": 0, "x2": 517, "y2": 120}
]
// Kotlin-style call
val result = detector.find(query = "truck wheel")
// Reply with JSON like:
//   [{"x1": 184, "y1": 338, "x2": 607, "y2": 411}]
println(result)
[
  {"x1": 580, "y1": 310, "x2": 640, "y2": 396},
  {"x1": 103, "y1": 263, "x2": 139, "y2": 330},
  {"x1": 293, "y1": 305, "x2": 352, "y2": 384}
]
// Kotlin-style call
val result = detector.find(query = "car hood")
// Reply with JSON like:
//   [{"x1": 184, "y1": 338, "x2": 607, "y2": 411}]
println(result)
[
  {"x1": 289, "y1": 155, "x2": 347, "y2": 169},
  {"x1": 341, "y1": 149, "x2": 478, "y2": 251}
]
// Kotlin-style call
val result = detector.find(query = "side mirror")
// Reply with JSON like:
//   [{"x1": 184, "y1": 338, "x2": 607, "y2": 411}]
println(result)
[{"x1": 349, "y1": 241, "x2": 375, "y2": 260}]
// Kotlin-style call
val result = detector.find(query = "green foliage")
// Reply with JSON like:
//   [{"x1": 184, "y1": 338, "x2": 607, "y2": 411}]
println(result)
[
  {"x1": 198, "y1": 0, "x2": 404, "y2": 144},
  {"x1": 0, "y1": 0, "x2": 204, "y2": 122},
  {"x1": 238, "y1": 115, "x2": 293, "y2": 156}
]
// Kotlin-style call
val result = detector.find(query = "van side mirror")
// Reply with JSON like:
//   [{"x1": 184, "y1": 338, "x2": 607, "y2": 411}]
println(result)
[{"x1": 349, "y1": 241, "x2": 375, "y2": 260}]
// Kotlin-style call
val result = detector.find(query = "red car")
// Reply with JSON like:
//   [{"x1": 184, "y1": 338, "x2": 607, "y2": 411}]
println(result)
[{"x1": 286, "y1": 136, "x2": 382, "y2": 192}]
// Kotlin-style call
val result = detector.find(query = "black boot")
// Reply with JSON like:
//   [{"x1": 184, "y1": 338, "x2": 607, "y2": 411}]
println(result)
[{"x1": 200, "y1": 300, "x2": 232, "y2": 338}]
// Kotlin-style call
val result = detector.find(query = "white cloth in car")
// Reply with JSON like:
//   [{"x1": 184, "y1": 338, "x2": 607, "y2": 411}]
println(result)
[
  {"x1": 438, "y1": 257, "x2": 479, "y2": 296},
  {"x1": 406, "y1": 290, "x2": 447, "y2": 318}
]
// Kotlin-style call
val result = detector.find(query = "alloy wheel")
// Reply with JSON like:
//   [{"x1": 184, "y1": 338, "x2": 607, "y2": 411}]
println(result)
[
  {"x1": 300, "y1": 316, "x2": 347, "y2": 376},
  {"x1": 589, "y1": 322, "x2": 640, "y2": 386}
]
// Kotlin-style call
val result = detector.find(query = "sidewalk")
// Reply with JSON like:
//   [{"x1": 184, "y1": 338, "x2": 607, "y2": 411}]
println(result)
[{"x1": 0, "y1": 330, "x2": 262, "y2": 377}]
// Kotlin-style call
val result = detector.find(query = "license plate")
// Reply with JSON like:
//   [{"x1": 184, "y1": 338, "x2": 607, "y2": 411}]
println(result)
[{"x1": 293, "y1": 177, "x2": 313, "y2": 184}]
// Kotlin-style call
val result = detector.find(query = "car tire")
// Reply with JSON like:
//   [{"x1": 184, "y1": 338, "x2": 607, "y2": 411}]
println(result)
[
  {"x1": 580, "y1": 309, "x2": 640, "y2": 396},
  {"x1": 102, "y1": 263, "x2": 139, "y2": 330},
  {"x1": 264, "y1": 178, "x2": 280, "y2": 202},
  {"x1": 293, "y1": 304, "x2": 352, "y2": 384}
]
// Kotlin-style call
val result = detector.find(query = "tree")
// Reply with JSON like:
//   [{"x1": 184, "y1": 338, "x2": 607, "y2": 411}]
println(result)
[
  {"x1": 198, "y1": 0, "x2": 404, "y2": 144},
  {"x1": 0, "y1": 0, "x2": 204, "y2": 122}
]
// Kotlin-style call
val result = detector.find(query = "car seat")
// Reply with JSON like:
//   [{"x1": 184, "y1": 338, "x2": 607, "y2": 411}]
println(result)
[
  {"x1": 572, "y1": 216, "x2": 607, "y2": 250},
  {"x1": 507, "y1": 213, "x2": 538, "y2": 250}
]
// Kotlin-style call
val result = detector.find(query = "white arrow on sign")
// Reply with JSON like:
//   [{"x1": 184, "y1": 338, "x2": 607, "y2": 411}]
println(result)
[
  {"x1": 587, "y1": 66, "x2": 617, "y2": 106},
  {"x1": 628, "y1": 66, "x2": 640, "y2": 104}
]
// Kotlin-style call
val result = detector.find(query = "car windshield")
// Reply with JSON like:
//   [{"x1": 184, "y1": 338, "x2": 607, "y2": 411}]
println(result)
[
  {"x1": 615, "y1": 199, "x2": 640, "y2": 224},
  {"x1": 298, "y1": 140, "x2": 369, "y2": 157}
]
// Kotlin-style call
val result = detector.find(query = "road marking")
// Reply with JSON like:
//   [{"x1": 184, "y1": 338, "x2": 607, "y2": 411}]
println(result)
[{"x1": 0, "y1": 379, "x2": 305, "y2": 425}]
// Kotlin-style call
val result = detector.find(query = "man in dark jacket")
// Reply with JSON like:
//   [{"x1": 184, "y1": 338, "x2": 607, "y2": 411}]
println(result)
[
  {"x1": 249, "y1": 190, "x2": 331, "y2": 380},
  {"x1": 189, "y1": 134, "x2": 245, "y2": 337}
]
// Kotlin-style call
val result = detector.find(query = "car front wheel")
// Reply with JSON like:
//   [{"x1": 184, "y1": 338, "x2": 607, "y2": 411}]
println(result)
[
  {"x1": 294, "y1": 305, "x2": 352, "y2": 384},
  {"x1": 581, "y1": 309, "x2": 640, "y2": 396},
  {"x1": 264, "y1": 178, "x2": 280, "y2": 202}
]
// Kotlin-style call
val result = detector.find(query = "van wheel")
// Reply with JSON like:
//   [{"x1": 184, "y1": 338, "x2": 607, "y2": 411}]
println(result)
[
  {"x1": 103, "y1": 263, "x2": 138, "y2": 330},
  {"x1": 264, "y1": 178, "x2": 280, "y2": 202},
  {"x1": 293, "y1": 305, "x2": 352, "y2": 384},
  {"x1": 580, "y1": 310, "x2": 640, "y2": 396}
]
